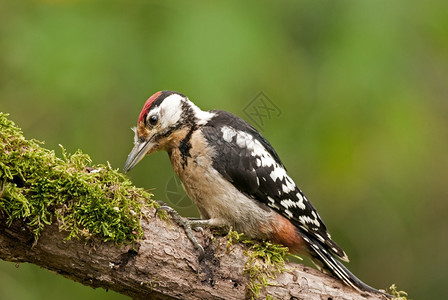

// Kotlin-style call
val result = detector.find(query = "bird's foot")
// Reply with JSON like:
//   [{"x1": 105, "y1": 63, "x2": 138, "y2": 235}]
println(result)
[
  {"x1": 156, "y1": 205, "x2": 205, "y2": 261},
  {"x1": 186, "y1": 217, "x2": 206, "y2": 233}
]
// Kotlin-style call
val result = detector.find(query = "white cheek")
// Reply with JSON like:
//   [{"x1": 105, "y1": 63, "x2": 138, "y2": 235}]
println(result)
[
  {"x1": 163, "y1": 110, "x2": 182, "y2": 127},
  {"x1": 159, "y1": 95, "x2": 183, "y2": 127}
]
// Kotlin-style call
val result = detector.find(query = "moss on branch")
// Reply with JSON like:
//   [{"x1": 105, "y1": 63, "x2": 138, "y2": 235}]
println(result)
[
  {"x1": 0, "y1": 113, "x2": 407, "y2": 299},
  {"x1": 225, "y1": 228, "x2": 303, "y2": 299},
  {"x1": 0, "y1": 113, "x2": 154, "y2": 244}
]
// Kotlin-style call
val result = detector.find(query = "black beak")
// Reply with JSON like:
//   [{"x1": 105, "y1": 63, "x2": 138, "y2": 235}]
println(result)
[{"x1": 123, "y1": 138, "x2": 155, "y2": 173}]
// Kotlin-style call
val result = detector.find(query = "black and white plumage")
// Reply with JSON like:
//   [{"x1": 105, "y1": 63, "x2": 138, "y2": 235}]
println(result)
[
  {"x1": 123, "y1": 90, "x2": 386, "y2": 295},
  {"x1": 201, "y1": 110, "x2": 347, "y2": 258}
]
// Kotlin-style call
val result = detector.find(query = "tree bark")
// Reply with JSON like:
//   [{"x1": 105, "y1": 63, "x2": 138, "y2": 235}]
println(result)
[
  {"x1": 0, "y1": 205, "x2": 387, "y2": 300},
  {"x1": 0, "y1": 113, "x2": 388, "y2": 299}
]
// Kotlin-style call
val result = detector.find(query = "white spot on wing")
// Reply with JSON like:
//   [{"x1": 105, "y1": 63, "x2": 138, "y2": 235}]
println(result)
[
  {"x1": 284, "y1": 209, "x2": 293, "y2": 218},
  {"x1": 280, "y1": 199, "x2": 297, "y2": 209},
  {"x1": 224, "y1": 129, "x2": 270, "y2": 159},
  {"x1": 221, "y1": 126, "x2": 237, "y2": 143},
  {"x1": 260, "y1": 155, "x2": 275, "y2": 167},
  {"x1": 236, "y1": 132, "x2": 247, "y2": 148},
  {"x1": 252, "y1": 141, "x2": 265, "y2": 156},
  {"x1": 220, "y1": 127, "x2": 278, "y2": 171},
  {"x1": 299, "y1": 215, "x2": 320, "y2": 226},
  {"x1": 269, "y1": 166, "x2": 287, "y2": 182},
  {"x1": 281, "y1": 176, "x2": 296, "y2": 193},
  {"x1": 296, "y1": 192, "x2": 306, "y2": 210}
]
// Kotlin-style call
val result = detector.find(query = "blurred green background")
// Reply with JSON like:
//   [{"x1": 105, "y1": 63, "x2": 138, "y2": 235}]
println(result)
[{"x1": 1, "y1": 0, "x2": 447, "y2": 299}]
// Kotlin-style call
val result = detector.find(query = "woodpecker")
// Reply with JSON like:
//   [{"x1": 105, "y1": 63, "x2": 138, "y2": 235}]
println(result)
[{"x1": 123, "y1": 90, "x2": 386, "y2": 295}]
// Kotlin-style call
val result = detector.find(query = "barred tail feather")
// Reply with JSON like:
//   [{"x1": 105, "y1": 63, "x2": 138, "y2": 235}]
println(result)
[{"x1": 302, "y1": 234, "x2": 389, "y2": 296}]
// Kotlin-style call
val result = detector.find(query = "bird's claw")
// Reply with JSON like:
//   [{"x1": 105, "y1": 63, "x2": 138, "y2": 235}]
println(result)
[
  {"x1": 157, "y1": 205, "x2": 205, "y2": 261},
  {"x1": 187, "y1": 218, "x2": 204, "y2": 233}
]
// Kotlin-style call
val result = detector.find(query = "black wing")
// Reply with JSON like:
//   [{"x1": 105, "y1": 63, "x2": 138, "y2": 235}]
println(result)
[{"x1": 202, "y1": 110, "x2": 347, "y2": 260}]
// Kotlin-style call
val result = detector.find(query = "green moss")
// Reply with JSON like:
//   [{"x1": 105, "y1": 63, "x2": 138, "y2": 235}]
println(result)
[
  {"x1": 0, "y1": 113, "x2": 154, "y2": 244},
  {"x1": 225, "y1": 229, "x2": 301, "y2": 299},
  {"x1": 226, "y1": 227, "x2": 245, "y2": 252},
  {"x1": 388, "y1": 284, "x2": 410, "y2": 300},
  {"x1": 243, "y1": 240, "x2": 291, "y2": 299}
]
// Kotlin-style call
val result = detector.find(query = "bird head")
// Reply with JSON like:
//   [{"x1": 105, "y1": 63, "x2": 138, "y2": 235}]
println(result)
[
  {"x1": 123, "y1": 90, "x2": 212, "y2": 173},
  {"x1": 123, "y1": 91, "x2": 189, "y2": 172}
]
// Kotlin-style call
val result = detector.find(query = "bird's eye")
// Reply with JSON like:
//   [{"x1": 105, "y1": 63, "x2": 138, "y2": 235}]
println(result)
[{"x1": 148, "y1": 114, "x2": 159, "y2": 126}]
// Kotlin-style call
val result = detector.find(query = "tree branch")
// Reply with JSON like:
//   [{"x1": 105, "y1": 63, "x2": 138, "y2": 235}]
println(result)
[
  {"x1": 0, "y1": 113, "x2": 388, "y2": 299},
  {"x1": 0, "y1": 206, "x2": 387, "y2": 299}
]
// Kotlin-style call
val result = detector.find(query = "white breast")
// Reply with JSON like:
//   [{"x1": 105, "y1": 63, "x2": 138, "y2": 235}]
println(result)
[{"x1": 179, "y1": 157, "x2": 275, "y2": 239}]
